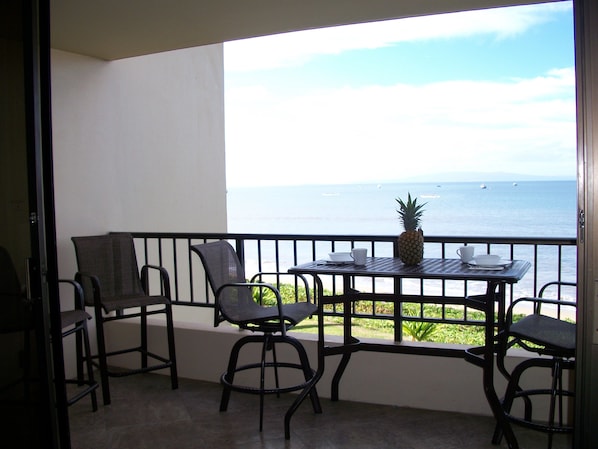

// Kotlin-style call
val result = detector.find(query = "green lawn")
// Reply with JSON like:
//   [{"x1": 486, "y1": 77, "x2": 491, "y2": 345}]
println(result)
[
  {"x1": 268, "y1": 284, "x2": 488, "y2": 345},
  {"x1": 292, "y1": 306, "x2": 487, "y2": 345}
]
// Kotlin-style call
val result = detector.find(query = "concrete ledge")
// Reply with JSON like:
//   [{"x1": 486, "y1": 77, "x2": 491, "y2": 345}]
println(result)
[{"x1": 101, "y1": 313, "x2": 572, "y2": 419}]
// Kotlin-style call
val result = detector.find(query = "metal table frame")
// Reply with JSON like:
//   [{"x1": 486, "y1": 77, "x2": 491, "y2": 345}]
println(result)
[{"x1": 289, "y1": 257, "x2": 531, "y2": 449}]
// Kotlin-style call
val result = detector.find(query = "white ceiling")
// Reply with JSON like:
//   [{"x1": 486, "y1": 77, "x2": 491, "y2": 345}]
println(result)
[{"x1": 50, "y1": 0, "x2": 551, "y2": 60}]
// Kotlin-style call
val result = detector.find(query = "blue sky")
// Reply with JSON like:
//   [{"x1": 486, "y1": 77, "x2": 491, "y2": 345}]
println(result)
[{"x1": 224, "y1": 1, "x2": 575, "y2": 187}]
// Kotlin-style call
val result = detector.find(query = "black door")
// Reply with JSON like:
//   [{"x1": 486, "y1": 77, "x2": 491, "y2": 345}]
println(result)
[{"x1": 1, "y1": 0, "x2": 69, "y2": 448}]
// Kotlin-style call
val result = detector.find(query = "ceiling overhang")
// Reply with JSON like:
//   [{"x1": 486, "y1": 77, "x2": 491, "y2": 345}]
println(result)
[{"x1": 51, "y1": 0, "x2": 557, "y2": 60}]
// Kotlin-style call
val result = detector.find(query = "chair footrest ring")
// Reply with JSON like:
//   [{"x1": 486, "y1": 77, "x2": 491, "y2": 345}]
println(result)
[
  {"x1": 505, "y1": 413, "x2": 574, "y2": 434},
  {"x1": 505, "y1": 388, "x2": 574, "y2": 434},
  {"x1": 221, "y1": 361, "x2": 317, "y2": 396}
]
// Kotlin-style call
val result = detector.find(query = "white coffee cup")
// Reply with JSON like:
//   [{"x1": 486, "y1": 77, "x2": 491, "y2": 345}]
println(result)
[
  {"x1": 456, "y1": 245, "x2": 474, "y2": 263},
  {"x1": 351, "y1": 248, "x2": 368, "y2": 265}
]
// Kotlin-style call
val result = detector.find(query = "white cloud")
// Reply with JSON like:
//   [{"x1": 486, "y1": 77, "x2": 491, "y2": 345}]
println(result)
[
  {"x1": 223, "y1": 2, "x2": 575, "y2": 187},
  {"x1": 224, "y1": 2, "x2": 572, "y2": 72},
  {"x1": 225, "y1": 68, "x2": 576, "y2": 187}
]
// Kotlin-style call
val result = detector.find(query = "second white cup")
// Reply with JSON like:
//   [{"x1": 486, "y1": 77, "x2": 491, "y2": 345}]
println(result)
[
  {"x1": 456, "y1": 245, "x2": 474, "y2": 263},
  {"x1": 351, "y1": 248, "x2": 368, "y2": 265}
]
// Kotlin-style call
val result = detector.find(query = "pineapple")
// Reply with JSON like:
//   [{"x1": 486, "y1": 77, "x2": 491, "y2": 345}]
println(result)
[{"x1": 396, "y1": 193, "x2": 427, "y2": 265}]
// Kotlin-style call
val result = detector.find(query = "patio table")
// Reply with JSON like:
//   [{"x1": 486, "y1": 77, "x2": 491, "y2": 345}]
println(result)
[{"x1": 288, "y1": 256, "x2": 531, "y2": 449}]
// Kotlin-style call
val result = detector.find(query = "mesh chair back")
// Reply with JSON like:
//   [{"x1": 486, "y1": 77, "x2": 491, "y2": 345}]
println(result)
[
  {"x1": 191, "y1": 241, "x2": 258, "y2": 326},
  {"x1": 72, "y1": 233, "x2": 145, "y2": 306}
]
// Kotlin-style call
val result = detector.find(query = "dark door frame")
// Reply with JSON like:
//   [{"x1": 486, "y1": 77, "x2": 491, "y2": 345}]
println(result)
[
  {"x1": 5, "y1": 0, "x2": 69, "y2": 447},
  {"x1": 575, "y1": 0, "x2": 598, "y2": 448}
]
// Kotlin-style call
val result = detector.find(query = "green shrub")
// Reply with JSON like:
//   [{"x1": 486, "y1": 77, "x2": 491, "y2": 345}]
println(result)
[{"x1": 255, "y1": 282, "x2": 513, "y2": 346}]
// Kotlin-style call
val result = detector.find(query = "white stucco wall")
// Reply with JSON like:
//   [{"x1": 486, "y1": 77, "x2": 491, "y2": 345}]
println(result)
[
  {"x1": 109, "y1": 319, "x2": 569, "y2": 418},
  {"x1": 51, "y1": 45, "x2": 227, "y2": 280},
  {"x1": 50, "y1": 45, "x2": 227, "y2": 375}
]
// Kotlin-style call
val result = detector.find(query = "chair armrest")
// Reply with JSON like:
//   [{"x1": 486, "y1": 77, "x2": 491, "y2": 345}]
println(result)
[
  {"x1": 141, "y1": 264, "x2": 171, "y2": 299},
  {"x1": 249, "y1": 272, "x2": 312, "y2": 303},
  {"x1": 216, "y1": 282, "x2": 283, "y2": 306},
  {"x1": 538, "y1": 281, "x2": 576, "y2": 298},
  {"x1": 58, "y1": 279, "x2": 85, "y2": 311},
  {"x1": 74, "y1": 271, "x2": 103, "y2": 311},
  {"x1": 535, "y1": 281, "x2": 576, "y2": 315},
  {"x1": 214, "y1": 281, "x2": 285, "y2": 328},
  {"x1": 506, "y1": 296, "x2": 577, "y2": 326}
]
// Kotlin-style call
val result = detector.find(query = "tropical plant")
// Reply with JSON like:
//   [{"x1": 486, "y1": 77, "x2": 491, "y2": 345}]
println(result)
[{"x1": 402, "y1": 321, "x2": 438, "y2": 341}]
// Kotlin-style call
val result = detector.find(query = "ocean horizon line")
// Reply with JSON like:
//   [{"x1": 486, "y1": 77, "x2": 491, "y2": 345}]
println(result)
[{"x1": 228, "y1": 177, "x2": 576, "y2": 190}]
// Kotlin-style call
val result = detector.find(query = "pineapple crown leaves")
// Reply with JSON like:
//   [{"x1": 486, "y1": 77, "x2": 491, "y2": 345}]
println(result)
[{"x1": 395, "y1": 193, "x2": 427, "y2": 232}]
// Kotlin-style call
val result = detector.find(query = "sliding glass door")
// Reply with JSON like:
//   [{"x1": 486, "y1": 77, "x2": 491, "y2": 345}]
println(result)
[{"x1": 0, "y1": 0, "x2": 68, "y2": 447}]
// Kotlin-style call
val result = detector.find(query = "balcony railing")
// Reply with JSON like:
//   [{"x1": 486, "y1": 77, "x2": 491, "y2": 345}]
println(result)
[{"x1": 130, "y1": 232, "x2": 577, "y2": 353}]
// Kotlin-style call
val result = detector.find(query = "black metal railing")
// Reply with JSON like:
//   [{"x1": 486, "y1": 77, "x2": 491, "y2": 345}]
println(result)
[{"x1": 130, "y1": 231, "x2": 577, "y2": 345}]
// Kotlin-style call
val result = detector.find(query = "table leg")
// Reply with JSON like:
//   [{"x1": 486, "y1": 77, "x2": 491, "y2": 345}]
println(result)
[
  {"x1": 315, "y1": 274, "x2": 326, "y2": 382},
  {"x1": 331, "y1": 354, "x2": 351, "y2": 401},
  {"x1": 330, "y1": 275, "x2": 357, "y2": 401},
  {"x1": 483, "y1": 281, "x2": 519, "y2": 449}
]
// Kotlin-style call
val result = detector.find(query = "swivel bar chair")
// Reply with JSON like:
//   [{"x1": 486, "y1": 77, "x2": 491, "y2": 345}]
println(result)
[
  {"x1": 495, "y1": 281, "x2": 576, "y2": 449},
  {"x1": 191, "y1": 240, "x2": 321, "y2": 439}
]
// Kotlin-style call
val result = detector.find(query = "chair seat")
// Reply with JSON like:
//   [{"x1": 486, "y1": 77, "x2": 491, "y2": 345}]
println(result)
[
  {"x1": 101, "y1": 294, "x2": 170, "y2": 313},
  {"x1": 61, "y1": 309, "x2": 91, "y2": 328},
  {"x1": 510, "y1": 314, "x2": 575, "y2": 354},
  {"x1": 232, "y1": 301, "x2": 317, "y2": 329}
]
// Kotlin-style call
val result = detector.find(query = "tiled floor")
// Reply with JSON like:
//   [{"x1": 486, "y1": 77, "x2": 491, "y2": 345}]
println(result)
[{"x1": 68, "y1": 373, "x2": 572, "y2": 449}]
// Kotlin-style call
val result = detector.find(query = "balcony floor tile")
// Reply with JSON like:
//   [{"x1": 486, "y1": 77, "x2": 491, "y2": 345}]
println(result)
[{"x1": 68, "y1": 373, "x2": 572, "y2": 449}]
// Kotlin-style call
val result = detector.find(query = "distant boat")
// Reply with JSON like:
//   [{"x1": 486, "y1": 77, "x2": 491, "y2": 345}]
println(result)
[
  {"x1": 480, "y1": 184, "x2": 487, "y2": 189},
  {"x1": 513, "y1": 182, "x2": 518, "y2": 186}
]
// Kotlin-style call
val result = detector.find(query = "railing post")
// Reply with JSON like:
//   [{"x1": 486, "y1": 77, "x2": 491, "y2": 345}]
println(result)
[{"x1": 235, "y1": 238, "x2": 245, "y2": 266}]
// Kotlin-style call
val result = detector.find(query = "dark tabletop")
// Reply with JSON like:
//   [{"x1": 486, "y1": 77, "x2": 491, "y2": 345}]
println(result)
[{"x1": 289, "y1": 257, "x2": 531, "y2": 283}]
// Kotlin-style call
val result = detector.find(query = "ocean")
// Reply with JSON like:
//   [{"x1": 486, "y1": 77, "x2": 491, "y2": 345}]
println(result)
[
  {"x1": 227, "y1": 180, "x2": 577, "y2": 238},
  {"x1": 226, "y1": 180, "x2": 578, "y2": 297}
]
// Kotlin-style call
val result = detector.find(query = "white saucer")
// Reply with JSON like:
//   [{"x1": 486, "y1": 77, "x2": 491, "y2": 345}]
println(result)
[
  {"x1": 327, "y1": 252, "x2": 354, "y2": 263},
  {"x1": 467, "y1": 259, "x2": 512, "y2": 268}
]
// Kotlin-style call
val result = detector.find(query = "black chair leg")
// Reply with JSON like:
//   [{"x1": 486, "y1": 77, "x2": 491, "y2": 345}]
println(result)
[
  {"x1": 95, "y1": 315, "x2": 111, "y2": 406},
  {"x1": 219, "y1": 333, "x2": 320, "y2": 438},
  {"x1": 283, "y1": 335, "x2": 321, "y2": 413},
  {"x1": 259, "y1": 336, "x2": 269, "y2": 432},
  {"x1": 75, "y1": 328, "x2": 84, "y2": 385},
  {"x1": 141, "y1": 306, "x2": 148, "y2": 369},
  {"x1": 165, "y1": 304, "x2": 178, "y2": 390},
  {"x1": 63, "y1": 317, "x2": 99, "y2": 411},
  {"x1": 493, "y1": 357, "x2": 539, "y2": 445},
  {"x1": 81, "y1": 320, "x2": 98, "y2": 412},
  {"x1": 546, "y1": 359, "x2": 564, "y2": 449},
  {"x1": 281, "y1": 335, "x2": 321, "y2": 439},
  {"x1": 494, "y1": 356, "x2": 574, "y2": 449},
  {"x1": 270, "y1": 337, "x2": 281, "y2": 398},
  {"x1": 220, "y1": 336, "x2": 248, "y2": 412}
]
